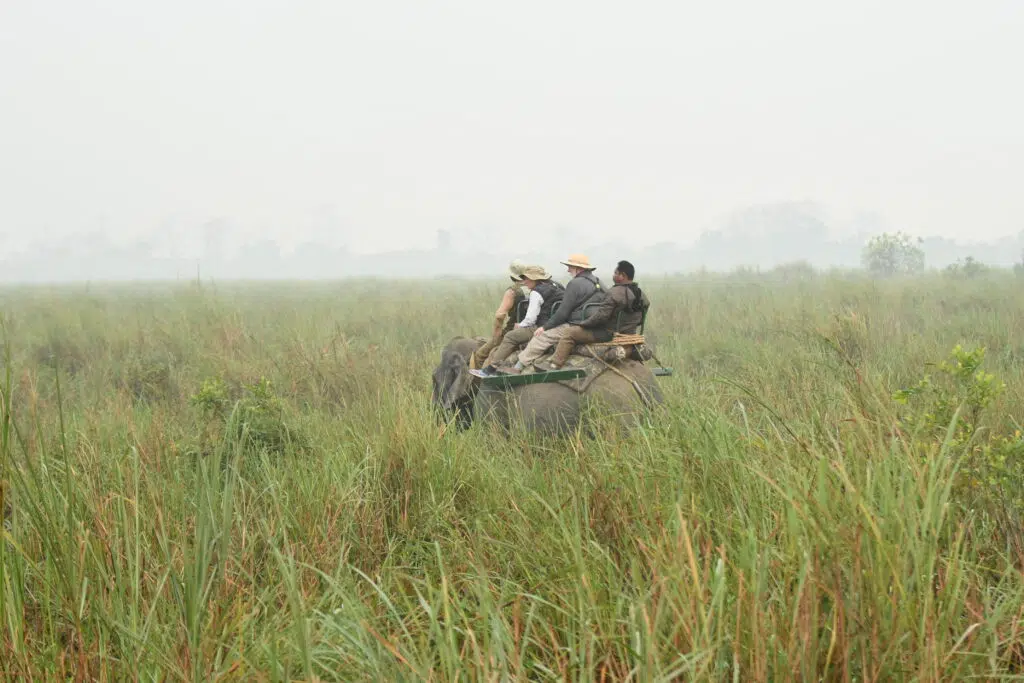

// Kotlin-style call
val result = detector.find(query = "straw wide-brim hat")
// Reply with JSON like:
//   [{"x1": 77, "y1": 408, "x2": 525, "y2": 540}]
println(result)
[
  {"x1": 560, "y1": 253, "x2": 596, "y2": 270},
  {"x1": 508, "y1": 259, "x2": 528, "y2": 281},
  {"x1": 520, "y1": 265, "x2": 552, "y2": 281}
]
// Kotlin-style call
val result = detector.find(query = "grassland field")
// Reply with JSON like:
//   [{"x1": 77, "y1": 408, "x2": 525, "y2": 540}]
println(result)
[{"x1": 2, "y1": 270, "x2": 1024, "y2": 681}]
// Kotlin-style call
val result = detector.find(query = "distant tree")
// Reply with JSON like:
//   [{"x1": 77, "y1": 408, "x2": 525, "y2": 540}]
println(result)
[
  {"x1": 1015, "y1": 249, "x2": 1024, "y2": 277},
  {"x1": 944, "y1": 256, "x2": 989, "y2": 279},
  {"x1": 862, "y1": 231, "x2": 925, "y2": 277}
]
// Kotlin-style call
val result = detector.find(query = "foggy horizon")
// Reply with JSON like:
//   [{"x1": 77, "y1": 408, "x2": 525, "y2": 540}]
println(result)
[
  {"x1": 2, "y1": 198, "x2": 1022, "y2": 283},
  {"x1": 3, "y1": 1, "x2": 1023, "y2": 267}
]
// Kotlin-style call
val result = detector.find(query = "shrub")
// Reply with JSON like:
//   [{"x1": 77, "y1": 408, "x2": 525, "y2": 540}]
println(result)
[
  {"x1": 862, "y1": 231, "x2": 925, "y2": 277},
  {"x1": 943, "y1": 256, "x2": 989, "y2": 279},
  {"x1": 892, "y1": 345, "x2": 1004, "y2": 447},
  {"x1": 232, "y1": 377, "x2": 306, "y2": 454},
  {"x1": 190, "y1": 375, "x2": 232, "y2": 418},
  {"x1": 191, "y1": 375, "x2": 308, "y2": 457},
  {"x1": 893, "y1": 345, "x2": 1024, "y2": 542}
]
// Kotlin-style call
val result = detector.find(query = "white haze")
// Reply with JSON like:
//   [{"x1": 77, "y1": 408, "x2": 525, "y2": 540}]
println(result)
[{"x1": 1, "y1": 0, "x2": 1023, "y2": 273}]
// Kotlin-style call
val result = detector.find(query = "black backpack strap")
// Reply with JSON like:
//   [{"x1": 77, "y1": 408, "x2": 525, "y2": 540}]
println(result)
[{"x1": 626, "y1": 283, "x2": 646, "y2": 312}]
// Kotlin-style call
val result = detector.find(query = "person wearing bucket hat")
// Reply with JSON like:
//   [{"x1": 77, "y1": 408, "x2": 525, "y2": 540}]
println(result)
[
  {"x1": 478, "y1": 264, "x2": 565, "y2": 373},
  {"x1": 507, "y1": 253, "x2": 606, "y2": 372},
  {"x1": 470, "y1": 260, "x2": 531, "y2": 368},
  {"x1": 507, "y1": 259, "x2": 529, "y2": 282}
]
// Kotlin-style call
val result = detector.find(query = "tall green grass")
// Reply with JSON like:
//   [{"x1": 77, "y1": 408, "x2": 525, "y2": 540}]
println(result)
[{"x1": 2, "y1": 272, "x2": 1024, "y2": 680}]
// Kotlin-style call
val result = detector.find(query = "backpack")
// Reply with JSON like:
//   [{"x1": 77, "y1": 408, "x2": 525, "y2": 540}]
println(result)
[{"x1": 625, "y1": 283, "x2": 646, "y2": 312}]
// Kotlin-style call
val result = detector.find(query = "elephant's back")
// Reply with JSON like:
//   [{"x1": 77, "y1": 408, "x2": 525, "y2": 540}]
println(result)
[
  {"x1": 471, "y1": 359, "x2": 664, "y2": 435},
  {"x1": 475, "y1": 381, "x2": 582, "y2": 434},
  {"x1": 583, "y1": 359, "x2": 664, "y2": 411}
]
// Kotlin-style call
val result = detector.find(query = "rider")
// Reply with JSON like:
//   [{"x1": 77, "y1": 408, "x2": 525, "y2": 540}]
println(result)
[
  {"x1": 549, "y1": 259, "x2": 650, "y2": 368},
  {"x1": 479, "y1": 265, "x2": 564, "y2": 373},
  {"x1": 471, "y1": 260, "x2": 530, "y2": 367},
  {"x1": 507, "y1": 253, "x2": 605, "y2": 372}
]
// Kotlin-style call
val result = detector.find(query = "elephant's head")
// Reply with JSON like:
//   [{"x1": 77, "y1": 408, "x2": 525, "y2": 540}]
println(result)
[{"x1": 431, "y1": 336, "x2": 486, "y2": 429}]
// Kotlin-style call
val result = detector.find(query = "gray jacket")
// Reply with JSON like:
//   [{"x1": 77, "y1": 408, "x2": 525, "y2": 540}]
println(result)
[
  {"x1": 543, "y1": 271, "x2": 605, "y2": 329},
  {"x1": 579, "y1": 282, "x2": 650, "y2": 335}
]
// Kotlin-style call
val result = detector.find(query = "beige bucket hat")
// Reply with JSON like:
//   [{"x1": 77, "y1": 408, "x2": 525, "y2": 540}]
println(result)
[
  {"x1": 520, "y1": 265, "x2": 552, "y2": 281},
  {"x1": 560, "y1": 253, "x2": 596, "y2": 270},
  {"x1": 508, "y1": 259, "x2": 528, "y2": 281}
]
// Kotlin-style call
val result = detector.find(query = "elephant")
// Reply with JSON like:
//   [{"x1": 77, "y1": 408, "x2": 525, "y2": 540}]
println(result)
[{"x1": 431, "y1": 335, "x2": 665, "y2": 436}]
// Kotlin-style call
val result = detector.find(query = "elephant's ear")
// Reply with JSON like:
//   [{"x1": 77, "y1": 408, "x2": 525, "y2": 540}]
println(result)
[
  {"x1": 431, "y1": 363, "x2": 446, "y2": 405},
  {"x1": 433, "y1": 349, "x2": 473, "y2": 410}
]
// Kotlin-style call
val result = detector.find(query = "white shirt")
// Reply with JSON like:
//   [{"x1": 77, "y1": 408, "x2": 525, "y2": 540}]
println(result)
[{"x1": 518, "y1": 290, "x2": 544, "y2": 327}]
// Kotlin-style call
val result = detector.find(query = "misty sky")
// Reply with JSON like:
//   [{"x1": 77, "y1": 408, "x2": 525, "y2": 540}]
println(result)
[{"x1": 2, "y1": 1, "x2": 1022, "y2": 255}]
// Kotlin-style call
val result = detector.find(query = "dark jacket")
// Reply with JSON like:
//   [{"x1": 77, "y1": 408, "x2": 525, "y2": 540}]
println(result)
[
  {"x1": 533, "y1": 280, "x2": 565, "y2": 327},
  {"x1": 579, "y1": 281, "x2": 650, "y2": 337},
  {"x1": 543, "y1": 271, "x2": 605, "y2": 329}
]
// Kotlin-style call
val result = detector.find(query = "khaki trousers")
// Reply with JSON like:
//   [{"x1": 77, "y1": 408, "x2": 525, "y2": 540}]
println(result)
[
  {"x1": 472, "y1": 331, "x2": 503, "y2": 368},
  {"x1": 517, "y1": 325, "x2": 576, "y2": 366},
  {"x1": 550, "y1": 326, "x2": 611, "y2": 366},
  {"x1": 484, "y1": 326, "x2": 536, "y2": 366}
]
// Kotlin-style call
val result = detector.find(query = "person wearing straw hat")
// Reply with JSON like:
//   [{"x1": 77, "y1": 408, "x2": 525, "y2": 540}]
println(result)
[
  {"x1": 470, "y1": 259, "x2": 531, "y2": 368},
  {"x1": 549, "y1": 259, "x2": 650, "y2": 368},
  {"x1": 508, "y1": 253, "x2": 605, "y2": 372},
  {"x1": 478, "y1": 264, "x2": 565, "y2": 373}
]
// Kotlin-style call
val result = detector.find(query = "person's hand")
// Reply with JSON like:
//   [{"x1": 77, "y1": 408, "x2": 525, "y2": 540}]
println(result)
[{"x1": 533, "y1": 327, "x2": 544, "y2": 337}]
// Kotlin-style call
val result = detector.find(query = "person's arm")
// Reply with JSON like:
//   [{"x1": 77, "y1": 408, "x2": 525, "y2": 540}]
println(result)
[
  {"x1": 492, "y1": 288, "x2": 517, "y2": 337},
  {"x1": 578, "y1": 288, "x2": 620, "y2": 328},
  {"x1": 538, "y1": 280, "x2": 581, "y2": 333},
  {"x1": 518, "y1": 290, "x2": 544, "y2": 327}
]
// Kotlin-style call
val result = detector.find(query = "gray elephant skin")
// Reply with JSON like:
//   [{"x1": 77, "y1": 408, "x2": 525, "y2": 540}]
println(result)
[{"x1": 431, "y1": 336, "x2": 664, "y2": 435}]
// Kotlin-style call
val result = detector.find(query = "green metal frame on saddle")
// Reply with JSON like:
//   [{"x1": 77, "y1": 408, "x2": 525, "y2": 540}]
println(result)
[
  {"x1": 472, "y1": 367, "x2": 587, "y2": 388},
  {"x1": 473, "y1": 364, "x2": 671, "y2": 388}
]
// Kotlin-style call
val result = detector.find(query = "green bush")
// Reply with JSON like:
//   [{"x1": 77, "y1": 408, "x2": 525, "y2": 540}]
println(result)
[
  {"x1": 191, "y1": 375, "x2": 307, "y2": 457},
  {"x1": 893, "y1": 344, "x2": 1024, "y2": 538},
  {"x1": 190, "y1": 374, "x2": 231, "y2": 417}
]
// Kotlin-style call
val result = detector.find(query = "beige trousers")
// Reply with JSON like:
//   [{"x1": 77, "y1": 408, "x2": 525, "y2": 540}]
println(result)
[{"x1": 516, "y1": 325, "x2": 576, "y2": 366}]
